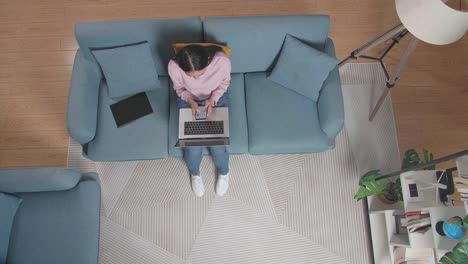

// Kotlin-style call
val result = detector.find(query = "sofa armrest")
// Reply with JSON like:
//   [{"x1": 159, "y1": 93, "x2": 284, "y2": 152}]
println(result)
[
  {"x1": 67, "y1": 49, "x2": 102, "y2": 145},
  {"x1": 317, "y1": 38, "x2": 344, "y2": 140},
  {"x1": 0, "y1": 168, "x2": 82, "y2": 193}
]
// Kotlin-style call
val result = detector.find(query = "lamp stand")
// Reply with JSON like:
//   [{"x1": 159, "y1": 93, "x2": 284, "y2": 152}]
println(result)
[{"x1": 339, "y1": 23, "x2": 419, "y2": 121}]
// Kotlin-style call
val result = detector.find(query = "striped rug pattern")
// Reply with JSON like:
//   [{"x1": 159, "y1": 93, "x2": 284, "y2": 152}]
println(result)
[{"x1": 67, "y1": 63, "x2": 399, "y2": 264}]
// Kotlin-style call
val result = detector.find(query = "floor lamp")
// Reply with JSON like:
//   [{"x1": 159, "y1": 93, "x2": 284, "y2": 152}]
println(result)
[{"x1": 339, "y1": 0, "x2": 468, "y2": 121}]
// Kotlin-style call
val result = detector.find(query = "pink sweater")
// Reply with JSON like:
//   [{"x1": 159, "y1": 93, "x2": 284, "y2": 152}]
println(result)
[{"x1": 168, "y1": 52, "x2": 231, "y2": 103}]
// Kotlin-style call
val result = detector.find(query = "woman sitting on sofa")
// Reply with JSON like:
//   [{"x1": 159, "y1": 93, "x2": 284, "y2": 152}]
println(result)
[{"x1": 168, "y1": 44, "x2": 231, "y2": 198}]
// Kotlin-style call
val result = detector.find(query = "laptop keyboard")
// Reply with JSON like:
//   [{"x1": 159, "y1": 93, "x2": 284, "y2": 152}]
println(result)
[{"x1": 184, "y1": 121, "x2": 224, "y2": 135}]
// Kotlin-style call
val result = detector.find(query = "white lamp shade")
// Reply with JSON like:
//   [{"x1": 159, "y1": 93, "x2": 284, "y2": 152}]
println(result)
[{"x1": 396, "y1": 0, "x2": 468, "y2": 45}]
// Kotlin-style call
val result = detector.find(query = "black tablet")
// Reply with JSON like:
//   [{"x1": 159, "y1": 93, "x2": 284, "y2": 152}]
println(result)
[{"x1": 110, "y1": 92, "x2": 153, "y2": 127}]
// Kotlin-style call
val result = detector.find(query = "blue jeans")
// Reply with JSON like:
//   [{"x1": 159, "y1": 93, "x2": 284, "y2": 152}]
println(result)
[{"x1": 177, "y1": 94, "x2": 230, "y2": 175}]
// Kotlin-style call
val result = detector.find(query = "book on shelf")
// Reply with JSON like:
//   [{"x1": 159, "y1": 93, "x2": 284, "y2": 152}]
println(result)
[
  {"x1": 455, "y1": 183, "x2": 468, "y2": 194},
  {"x1": 405, "y1": 213, "x2": 430, "y2": 224},
  {"x1": 460, "y1": 194, "x2": 468, "y2": 202},
  {"x1": 408, "y1": 221, "x2": 431, "y2": 233},
  {"x1": 399, "y1": 211, "x2": 431, "y2": 233},
  {"x1": 407, "y1": 217, "x2": 431, "y2": 226},
  {"x1": 405, "y1": 211, "x2": 430, "y2": 217},
  {"x1": 454, "y1": 177, "x2": 468, "y2": 185}
]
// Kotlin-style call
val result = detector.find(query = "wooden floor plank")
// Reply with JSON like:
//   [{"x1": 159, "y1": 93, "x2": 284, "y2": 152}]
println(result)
[
  {"x1": 0, "y1": 6, "x2": 65, "y2": 23},
  {"x1": 1, "y1": 113, "x2": 66, "y2": 132},
  {"x1": 0, "y1": 0, "x2": 107, "y2": 8},
  {"x1": 0, "y1": 81, "x2": 70, "y2": 98},
  {"x1": 0, "y1": 148, "x2": 67, "y2": 168},
  {"x1": 0, "y1": 130, "x2": 68, "y2": 150},
  {"x1": 151, "y1": 2, "x2": 234, "y2": 18},
  {"x1": 0, "y1": 37, "x2": 62, "y2": 52},
  {"x1": 0, "y1": 66, "x2": 72, "y2": 83},
  {"x1": 0, "y1": 96, "x2": 67, "y2": 115},
  {"x1": 0, "y1": 21, "x2": 75, "y2": 38},
  {"x1": 65, "y1": 4, "x2": 153, "y2": 22},
  {"x1": 0, "y1": 51, "x2": 76, "y2": 67},
  {"x1": 60, "y1": 36, "x2": 78, "y2": 50}
]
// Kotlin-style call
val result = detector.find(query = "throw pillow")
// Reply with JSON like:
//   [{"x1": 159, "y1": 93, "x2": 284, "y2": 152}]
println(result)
[
  {"x1": 91, "y1": 41, "x2": 161, "y2": 99},
  {"x1": 172, "y1": 43, "x2": 231, "y2": 57},
  {"x1": 268, "y1": 34, "x2": 339, "y2": 101},
  {"x1": 0, "y1": 193, "x2": 22, "y2": 264}
]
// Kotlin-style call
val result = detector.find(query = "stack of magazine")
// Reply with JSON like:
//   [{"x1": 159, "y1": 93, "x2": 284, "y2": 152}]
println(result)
[
  {"x1": 403, "y1": 211, "x2": 431, "y2": 234},
  {"x1": 454, "y1": 176, "x2": 468, "y2": 202}
]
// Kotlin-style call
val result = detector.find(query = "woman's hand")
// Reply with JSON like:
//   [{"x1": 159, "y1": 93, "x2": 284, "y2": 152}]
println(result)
[
  {"x1": 187, "y1": 98, "x2": 200, "y2": 116},
  {"x1": 204, "y1": 98, "x2": 216, "y2": 115}
]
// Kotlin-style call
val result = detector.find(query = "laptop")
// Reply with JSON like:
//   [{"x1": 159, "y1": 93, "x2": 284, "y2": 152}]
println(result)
[{"x1": 176, "y1": 107, "x2": 230, "y2": 147}]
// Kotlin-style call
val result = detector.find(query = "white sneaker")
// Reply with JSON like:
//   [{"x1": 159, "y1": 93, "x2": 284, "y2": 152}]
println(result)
[
  {"x1": 191, "y1": 175, "x2": 205, "y2": 197},
  {"x1": 216, "y1": 173, "x2": 229, "y2": 196}
]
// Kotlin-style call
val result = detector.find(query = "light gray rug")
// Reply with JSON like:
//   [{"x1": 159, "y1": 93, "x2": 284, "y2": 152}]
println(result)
[{"x1": 67, "y1": 63, "x2": 400, "y2": 264}]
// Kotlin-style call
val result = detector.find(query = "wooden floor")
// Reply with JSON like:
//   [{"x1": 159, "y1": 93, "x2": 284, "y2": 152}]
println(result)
[{"x1": 0, "y1": 0, "x2": 467, "y2": 168}]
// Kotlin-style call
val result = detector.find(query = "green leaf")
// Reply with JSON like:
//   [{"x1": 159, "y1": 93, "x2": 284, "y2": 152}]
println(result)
[
  {"x1": 425, "y1": 152, "x2": 436, "y2": 170},
  {"x1": 354, "y1": 186, "x2": 374, "y2": 201},
  {"x1": 362, "y1": 178, "x2": 388, "y2": 195},
  {"x1": 440, "y1": 239, "x2": 468, "y2": 264},
  {"x1": 440, "y1": 253, "x2": 457, "y2": 264},
  {"x1": 354, "y1": 170, "x2": 388, "y2": 201},
  {"x1": 452, "y1": 239, "x2": 468, "y2": 263},
  {"x1": 391, "y1": 178, "x2": 403, "y2": 201},
  {"x1": 402, "y1": 149, "x2": 420, "y2": 169},
  {"x1": 362, "y1": 170, "x2": 382, "y2": 183},
  {"x1": 423, "y1": 149, "x2": 429, "y2": 162}
]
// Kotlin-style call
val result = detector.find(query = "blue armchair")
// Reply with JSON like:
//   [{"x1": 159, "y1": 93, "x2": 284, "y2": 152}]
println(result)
[{"x1": 0, "y1": 168, "x2": 100, "y2": 264}]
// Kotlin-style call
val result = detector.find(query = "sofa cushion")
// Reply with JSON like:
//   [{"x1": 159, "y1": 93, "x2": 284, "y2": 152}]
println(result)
[
  {"x1": 204, "y1": 15, "x2": 330, "y2": 73},
  {"x1": 245, "y1": 72, "x2": 330, "y2": 154},
  {"x1": 75, "y1": 17, "x2": 202, "y2": 76},
  {"x1": 0, "y1": 193, "x2": 22, "y2": 264},
  {"x1": 268, "y1": 34, "x2": 339, "y2": 102},
  {"x1": 7, "y1": 174, "x2": 100, "y2": 264},
  {"x1": 91, "y1": 41, "x2": 161, "y2": 99},
  {"x1": 86, "y1": 78, "x2": 170, "y2": 161},
  {"x1": 169, "y1": 73, "x2": 248, "y2": 157}
]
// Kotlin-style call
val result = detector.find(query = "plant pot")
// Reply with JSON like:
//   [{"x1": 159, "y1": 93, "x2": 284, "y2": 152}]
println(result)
[
  {"x1": 377, "y1": 182, "x2": 399, "y2": 204},
  {"x1": 377, "y1": 193, "x2": 398, "y2": 204}
]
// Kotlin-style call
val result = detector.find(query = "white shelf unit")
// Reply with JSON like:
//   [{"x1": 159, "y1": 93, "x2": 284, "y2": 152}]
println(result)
[
  {"x1": 369, "y1": 212, "x2": 392, "y2": 264},
  {"x1": 366, "y1": 168, "x2": 468, "y2": 264},
  {"x1": 385, "y1": 210, "x2": 410, "y2": 248}
]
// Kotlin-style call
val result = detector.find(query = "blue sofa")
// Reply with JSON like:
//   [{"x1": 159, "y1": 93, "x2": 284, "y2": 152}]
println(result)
[
  {"x1": 67, "y1": 15, "x2": 344, "y2": 161},
  {"x1": 0, "y1": 168, "x2": 100, "y2": 264}
]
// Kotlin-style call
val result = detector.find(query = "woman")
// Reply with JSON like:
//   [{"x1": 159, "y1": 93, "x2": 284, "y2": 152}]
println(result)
[{"x1": 168, "y1": 44, "x2": 231, "y2": 197}]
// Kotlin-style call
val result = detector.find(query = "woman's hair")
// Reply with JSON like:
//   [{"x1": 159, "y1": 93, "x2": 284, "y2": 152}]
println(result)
[{"x1": 173, "y1": 45, "x2": 223, "y2": 72}]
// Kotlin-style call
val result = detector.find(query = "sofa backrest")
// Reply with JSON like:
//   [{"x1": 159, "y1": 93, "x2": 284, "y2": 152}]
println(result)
[
  {"x1": 75, "y1": 17, "x2": 203, "y2": 76},
  {"x1": 204, "y1": 15, "x2": 330, "y2": 73}
]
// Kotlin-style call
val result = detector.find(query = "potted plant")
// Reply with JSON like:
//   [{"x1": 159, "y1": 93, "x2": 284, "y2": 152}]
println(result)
[
  {"x1": 440, "y1": 238, "x2": 468, "y2": 264},
  {"x1": 354, "y1": 149, "x2": 434, "y2": 203},
  {"x1": 354, "y1": 170, "x2": 402, "y2": 203}
]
